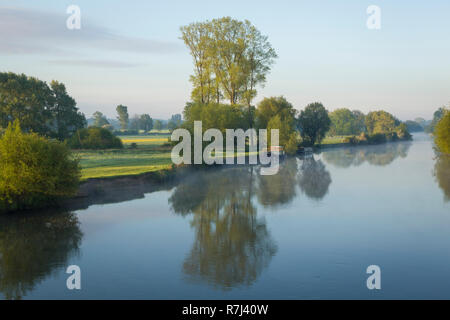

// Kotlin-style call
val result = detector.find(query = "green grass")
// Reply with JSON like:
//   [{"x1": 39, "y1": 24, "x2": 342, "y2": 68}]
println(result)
[
  {"x1": 76, "y1": 134, "x2": 354, "y2": 180},
  {"x1": 320, "y1": 135, "x2": 352, "y2": 145},
  {"x1": 76, "y1": 135, "x2": 172, "y2": 180}
]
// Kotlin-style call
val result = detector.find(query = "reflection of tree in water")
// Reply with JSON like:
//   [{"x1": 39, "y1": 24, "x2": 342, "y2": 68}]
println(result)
[
  {"x1": 0, "y1": 211, "x2": 82, "y2": 300},
  {"x1": 169, "y1": 167, "x2": 277, "y2": 289},
  {"x1": 434, "y1": 155, "x2": 450, "y2": 201},
  {"x1": 298, "y1": 157, "x2": 332, "y2": 200},
  {"x1": 257, "y1": 158, "x2": 299, "y2": 208},
  {"x1": 322, "y1": 142, "x2": 411, "y2": 168}
]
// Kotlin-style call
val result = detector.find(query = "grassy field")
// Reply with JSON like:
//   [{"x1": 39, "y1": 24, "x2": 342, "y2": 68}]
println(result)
[
  {"x1": 76, "y1": 134, "x2": 172, "y2": 180},
  {"x1": 320, "y1": 135, "x2": 352, "y2": 145},
  {"x1": 76, "y1": 133, "x2": 352, "y2": 180}
]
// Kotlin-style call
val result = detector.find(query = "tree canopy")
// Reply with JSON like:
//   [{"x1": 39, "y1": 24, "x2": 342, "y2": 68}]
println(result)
[
  {"x1": 116, "y1": 105, "x2": 129, "y2": 130},
  {"x1": 0, "y1": 72, "x2": 86, "y2": 139},
  {"x1": 180, "y1": 17, "x2": 277, "y2": 106},
  {"x1": 328, "y1": 108, "x2": 365, "y2": 136},
  {"x1": 434, "y1": 109, "x2": 450, "y2": 154},
  {"x1": 365, "y1": 110, "x2": 399, "y2": 135},
  {"x1": 298, "y1": 102, "x2": 331, "y2": 146}
]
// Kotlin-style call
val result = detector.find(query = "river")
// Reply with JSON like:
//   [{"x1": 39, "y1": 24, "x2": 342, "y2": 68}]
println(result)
[{"x1": 1, "y1": 133, "x2": 449, "y2": 299}]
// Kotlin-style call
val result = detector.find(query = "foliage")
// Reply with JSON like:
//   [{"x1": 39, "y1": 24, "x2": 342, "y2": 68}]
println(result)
[
  {"x1": 183, "y1": 102, "x2": 249, "y2": 133},
  {"x1": 168, "y1": 114, "x2": 182, "y2": 131},
  {"x1": 365, "y1": 110, "x2": 398, "y2": 135},
  {"x1": 92, "y1": 111, "x2": 109, "y2": 127},
  {"x1": 0, "y1": 121, "x2": 80, "y2": 212},
  {"x1": 67, "y1": 127, "x2": 123, "y2": 149},
  {"x1": 395, "y1": 123, "x2": 412, "y2": 140},
  {"x1": 298, "y1": 102, "x2": 331, "y2": 146},
  {"x1": 426, "y1": 106, "x2": 447, "y2": 133},
  {"x1": 255, "y1": 96, "x2": 297, "y2": 129},
  {"x1": 139, "y1": 114, "x2": 153, "y2": 131},
  {"x1": 180, "y1": 17, "x2": 277, "y2": 106},
  {"x1": 405, "y1": 120, "x2": 424, "y2": 132},
  {"x1": 153, "y1": 120, "x2": 163, "y2": 131},
  {"x1": 267, "y1": 115, "x2": 298, "y2": 155},
  {"x1": 116, "y1": 104, "x2": 129, "y2": 130},
  {"x1": 434, "y1": 110, "x2": 450, "y2": 154},
  {"x1": 328, "y1": 108, "x2": 364, "y2": 136},
  {"x1": 0, "y1": 72, "x2": 86, "y2": 139}
]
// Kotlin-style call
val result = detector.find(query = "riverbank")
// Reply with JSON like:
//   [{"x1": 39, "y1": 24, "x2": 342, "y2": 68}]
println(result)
[{"x1": 77, "y1": 134, "x2": 413, "y2": 181}]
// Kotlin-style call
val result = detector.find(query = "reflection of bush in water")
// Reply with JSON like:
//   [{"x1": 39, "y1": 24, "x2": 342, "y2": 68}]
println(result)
[
  {"x1": 298, "y1": 158, "x2": 332, "y2": 200},
  {"x1": 322, "y1": 142, "x2": 411, "y2": 168},
  {"x1": 0, "y1": 211, "x2": 82, "y2": 299},
  {"x1": 169, "y1": 167, "x2": 277, "y2": 289},
  {"x1": 434, "y1": 155, "x2": 450, "y2": 201}
]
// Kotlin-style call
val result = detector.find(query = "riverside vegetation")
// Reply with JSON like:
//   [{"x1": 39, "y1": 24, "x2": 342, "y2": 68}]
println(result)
[{"x1": 1, "y1": 16, "x2": 448, "y2": 213}]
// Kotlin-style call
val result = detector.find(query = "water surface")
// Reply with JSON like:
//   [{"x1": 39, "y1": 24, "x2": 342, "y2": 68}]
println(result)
[{"x1": 1, "y1": 133, "x2": 449, "y2": 299}]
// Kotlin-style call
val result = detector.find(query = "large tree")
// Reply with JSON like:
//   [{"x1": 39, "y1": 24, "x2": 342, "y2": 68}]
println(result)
[
  {"x1": 116, "y1": 105, "x2": 129, "y2": 130},
  {"x1": 0, "y1": 72, "x2": 85, "y2": 139},
  {"x1": 180, "y1": 17, "x2": 277, "y2": 107},
  {"x1": 298, "y1": 102, "x2": 331, "y2": 146},
  {"x1": 49, "y1": 81, "x2": 86, "y2": 140},
  {"x1": 0, "y1": 72, "x2": 54, "y2": 135}
]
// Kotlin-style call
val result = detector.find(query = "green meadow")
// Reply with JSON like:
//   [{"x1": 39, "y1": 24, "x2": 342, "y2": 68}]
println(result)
[
  {"x1": 76, "y1": 133, "x2": 355, "y2": 180},
  {"x1": 77, "y1": 134, "x2": 172, "y2": 180}
]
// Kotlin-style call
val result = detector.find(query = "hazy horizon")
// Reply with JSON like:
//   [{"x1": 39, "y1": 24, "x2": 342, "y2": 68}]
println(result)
[{"x1": 1, "y1": 0, "x2": 449, "y2": 120}]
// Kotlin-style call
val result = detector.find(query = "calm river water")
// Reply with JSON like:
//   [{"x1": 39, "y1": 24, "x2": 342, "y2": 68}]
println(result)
[{"x1": 1, "y1": 133, "x2": 449, "y2": 299}]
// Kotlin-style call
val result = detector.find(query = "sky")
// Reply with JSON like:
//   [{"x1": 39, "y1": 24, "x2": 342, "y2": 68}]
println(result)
[{"x1": 1, "y1": 0, "x2": 449, "y2": 120}]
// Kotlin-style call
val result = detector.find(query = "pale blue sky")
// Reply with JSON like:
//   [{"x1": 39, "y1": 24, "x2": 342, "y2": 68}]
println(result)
[{"x1": 1, "y1": 0, "x2": 449, "y2": 120}]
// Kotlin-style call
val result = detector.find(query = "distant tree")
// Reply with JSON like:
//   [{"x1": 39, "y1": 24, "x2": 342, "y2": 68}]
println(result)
[
  {"x1": 153, "y1": 120, "x2": 163, "y2": 131},
  {"x1": 328, "y1": 108, "x2": 362, "y2": 136},
  {"x1": 139, "y1": 114, "x2": 153, "y2": 132},
  {"x1": 116, "y1": 105, "x2": 129, "y2": 130},
  {"x1": 414, "y1": 117, "x2": 427, "y2": 128},
  {"x1": 405, "y1": 120, "x2": 424, "y2": 132},
  {"x1": 49, "y1": 81, "x2": 86, "y2": 140},
  {"x1": 129, "y1": 114, "x2": 140, "y2": 131},
  {"x1": 0, "y1": 121, "x2": 80, "y2": 212},
  {"x1": 298, "y1": 102, "x2": 331, "y2": 146},
  {"x1": 365, "y1": 110, "x2": 397, "y2": 135},
  {"x1": 168, "y1": 114, "x2": 182, "y2": 131},
  {"x1": 434, "y1": 110, "x2": 450, "y2": 154},
  {"x1": 92, "y1": 111, "x2": 109, "y2": 127},
  {"x1": 352, "y1": 110, "x2": 366, "y2": 133},
  {"x1": 426, "y1": 106, "x2": 447, "y2": 133}
]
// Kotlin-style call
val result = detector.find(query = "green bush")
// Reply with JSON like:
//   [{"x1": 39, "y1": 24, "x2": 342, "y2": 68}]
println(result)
[
  {"x1": 68, "y1": 127, "x2": 123, "y2": 149},
  {"x1": 0, "y1": 121, "x2": 80, "y2": 212},
  {"x1": 434, "y1": 110, "x2": 450, "y2": 154}
]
